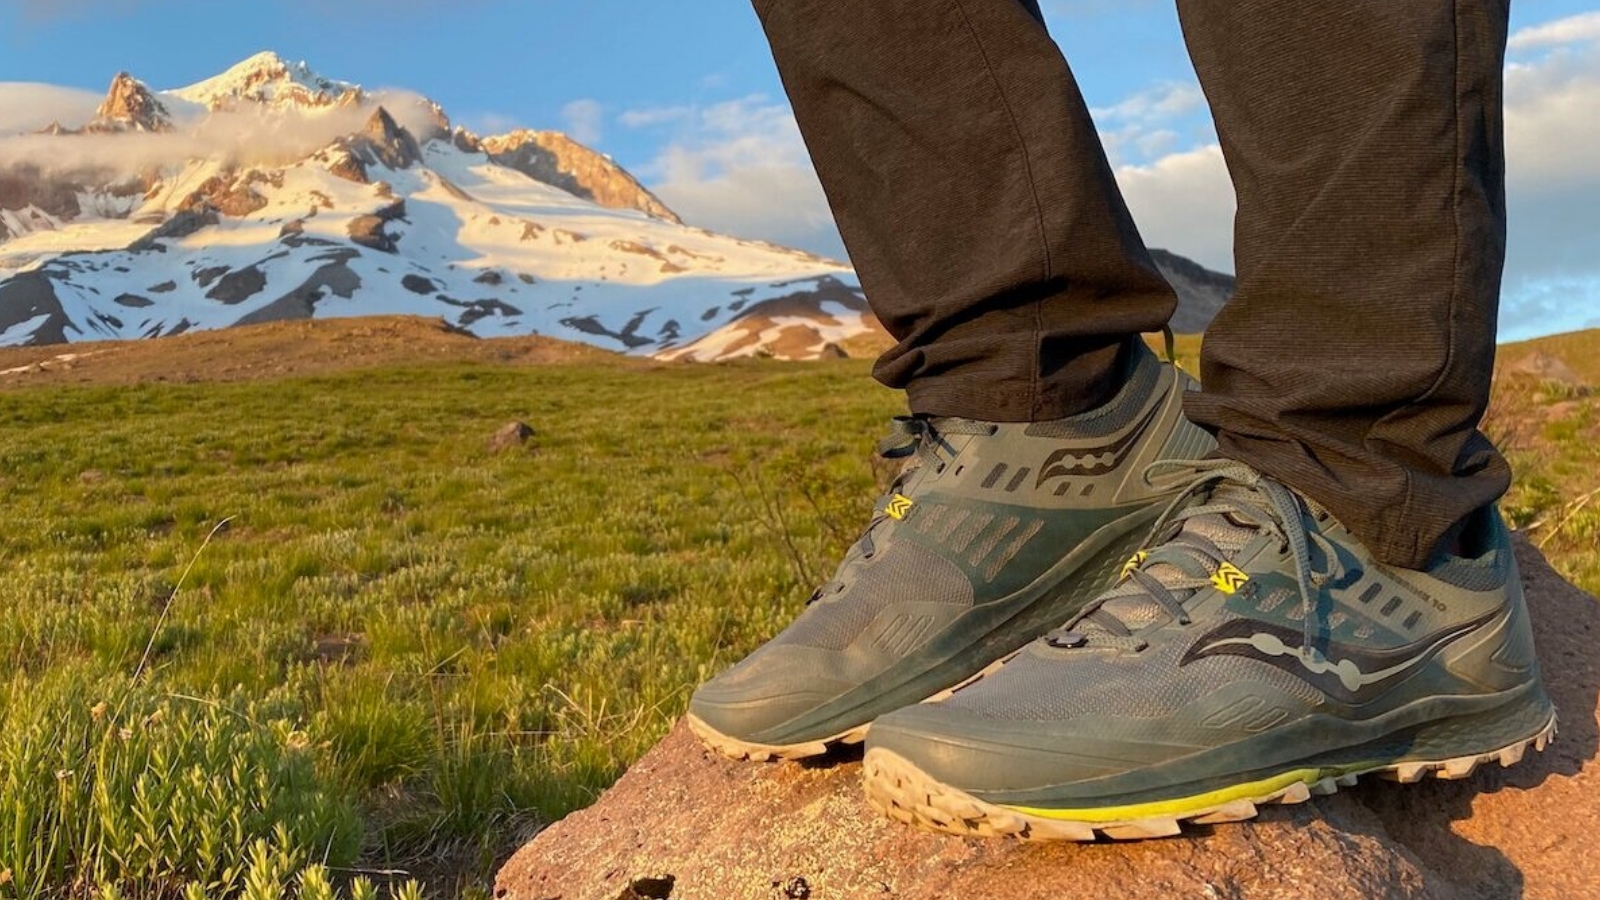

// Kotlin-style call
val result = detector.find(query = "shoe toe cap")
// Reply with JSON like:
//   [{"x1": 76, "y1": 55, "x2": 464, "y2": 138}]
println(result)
[{"x1": 689, "y1": 644, "x2": 858, "y2": 743}]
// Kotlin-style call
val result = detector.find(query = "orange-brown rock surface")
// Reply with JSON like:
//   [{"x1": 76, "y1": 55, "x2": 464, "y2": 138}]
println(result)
[
  {"x1": 483, "y1": 129, "x2": 682, "y2": 224},
  {"x1": 496, "y1": 537, "x2": 1599, "y2": 900}
]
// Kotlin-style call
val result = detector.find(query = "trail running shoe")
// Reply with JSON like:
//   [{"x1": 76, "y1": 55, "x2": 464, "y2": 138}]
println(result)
[
  {"x1": 687, "y1": 343, "x2": 1216, "y2": 761},
  {"x1": 863, "y1": 460, "x2": 1556, "y2": 840}
]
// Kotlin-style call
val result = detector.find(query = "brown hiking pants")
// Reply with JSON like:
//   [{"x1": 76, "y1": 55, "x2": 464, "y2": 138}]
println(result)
[{"x1": 752, "y1": 0, "x2": 1513, "y2": 569}]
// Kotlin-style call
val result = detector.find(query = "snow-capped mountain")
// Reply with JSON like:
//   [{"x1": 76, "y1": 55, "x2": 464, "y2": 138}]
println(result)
[
  {"x1": 0, "y1": 54, "x2": 871, "y2": 359},
  {"x1": 0, "y1": 54, "x2": 1233, "y2": 359}
]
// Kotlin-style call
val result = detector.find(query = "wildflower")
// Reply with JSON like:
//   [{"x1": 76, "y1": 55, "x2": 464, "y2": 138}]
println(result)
[{"x1": 90, "y1": 701, "x2": 109, "y2": 721}]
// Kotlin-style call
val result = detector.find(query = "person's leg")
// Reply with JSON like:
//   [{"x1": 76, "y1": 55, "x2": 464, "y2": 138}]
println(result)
[
  {"x1": 861, "y1": 1, "x2": 1552, "y2": 839},
  {"x1": 752, "y1": 0, "x2": 1176, "y2": 422},
  {"x1": 689, "y1": 0, "x2": 1221, "y2": 761},
  {"x1": 1178, "y1": 0, "x2": 1513, "y2": 569}
]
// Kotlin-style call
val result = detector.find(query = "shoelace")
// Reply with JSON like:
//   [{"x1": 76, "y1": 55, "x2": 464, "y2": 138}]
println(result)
[
  {"x1": 807, "y1": 416, "x2": 996, "y2": 604},
  {"x1": 1048, "y1": 459, "x2": 1342, "y2": 655}
]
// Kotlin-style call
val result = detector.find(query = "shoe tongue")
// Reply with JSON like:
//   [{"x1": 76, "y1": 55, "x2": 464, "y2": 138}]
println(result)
[{"x1": 1088, "y1": 510, "x2": 1258, "y2": 632}]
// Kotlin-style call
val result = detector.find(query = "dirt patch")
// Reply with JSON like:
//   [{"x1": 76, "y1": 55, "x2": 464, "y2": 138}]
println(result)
[{"x1": 0, "y1": 315, "x2": 616, "y2": 389}]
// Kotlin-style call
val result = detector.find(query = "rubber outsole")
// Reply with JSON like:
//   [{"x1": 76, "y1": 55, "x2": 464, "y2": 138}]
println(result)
[
  {"x1": 686, "y1": 653, "x2": 1020, "y2": 762},
  {"x1": 862, "y1": 713, "x2": 1558, "y2": 841}
]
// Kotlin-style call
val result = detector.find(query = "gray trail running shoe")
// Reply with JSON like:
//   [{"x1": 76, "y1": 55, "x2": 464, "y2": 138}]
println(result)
[
  {"x1": 687, "y1": 343, "x2": 1216, "y2": 761},
  {"x1": 863, "y1": 460, "x2": 1557, "y2": 840}
]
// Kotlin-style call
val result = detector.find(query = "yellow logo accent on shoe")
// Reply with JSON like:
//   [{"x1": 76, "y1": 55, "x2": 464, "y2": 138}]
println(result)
[
  {"x1": 1120, "y1": 551, "x2": 1150, "y2": 581},
  {"x1": 886, "y1": 494, "x2": 915, "y2": 521},
  {"x1": 1211, "y1": 562, "x2": 1250, "y2": 595}
]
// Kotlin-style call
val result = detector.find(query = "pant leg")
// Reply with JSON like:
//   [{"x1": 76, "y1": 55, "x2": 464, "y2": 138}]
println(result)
[
  {"x1": 752, "y1": 0, "x2": 1176, "y2": 422},
  {"x1": 1176, "y1": 0, "x2": 1512, "y2": 569}
]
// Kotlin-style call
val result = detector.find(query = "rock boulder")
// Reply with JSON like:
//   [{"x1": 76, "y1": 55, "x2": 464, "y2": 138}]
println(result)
[{"x1": 496, "y1": 537, "x2": 1599, "y2": 900}]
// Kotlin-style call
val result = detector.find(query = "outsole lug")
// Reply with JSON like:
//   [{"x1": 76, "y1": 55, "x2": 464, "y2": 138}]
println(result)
[
  {"x1": 1277, "y1": 782, "x2": 1312, "y2": 805},
  {"x1": 1027, "y1": 818, "x2": 1097, "y2": 841},
  {"x1": 1191, "y1": 800, "x2": 1258, "y2": 825},
  {"x1": 1102, "y1": 819, "x2": 1183, "y2": 840},
  {"x1": 860, "y1": 712, "x2": 1557, "y2": 842}
]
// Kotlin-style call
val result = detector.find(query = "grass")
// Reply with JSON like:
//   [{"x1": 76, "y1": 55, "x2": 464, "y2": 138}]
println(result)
[
  {"x1": 0, "y1": 331, "x2": 1596, "y2": 898},
  {"x1": 0, "y1": 357, "x2": 903, "y2": 898}
]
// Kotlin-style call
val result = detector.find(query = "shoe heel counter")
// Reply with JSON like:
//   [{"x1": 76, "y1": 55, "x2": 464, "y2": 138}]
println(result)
[
  {"x1": 1442, "y1": 555, "x2": 1544, "y2": 693},
  {"x1": 1155, "y1": 370, "x2": 1216, "y2": 464}
]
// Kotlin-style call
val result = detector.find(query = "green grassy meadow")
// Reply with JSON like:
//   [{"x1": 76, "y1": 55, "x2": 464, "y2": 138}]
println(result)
[
  {"x1": 0, "y1": 337, "x2": 1595, "y2": 898},
  {"x1": 0, "y1": 358, "x2": 902, "y2": 898}
]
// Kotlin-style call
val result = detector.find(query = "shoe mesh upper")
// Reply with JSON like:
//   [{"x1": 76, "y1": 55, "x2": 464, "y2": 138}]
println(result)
[
  {"x1": 771, "y1": 541, "x2": 974, "y2": 651},
  {"x1": 940, "y1": 613, "x2": 1324, "y2": 721}
]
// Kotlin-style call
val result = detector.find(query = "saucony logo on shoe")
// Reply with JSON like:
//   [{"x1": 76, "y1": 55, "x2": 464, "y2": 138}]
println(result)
[
  {"x1": 1179, "y1": 613, "x2": 1498, "y2": 704},
  {"x1": 1035, "y1": 402, "x2": 1164, "y2": 487}
]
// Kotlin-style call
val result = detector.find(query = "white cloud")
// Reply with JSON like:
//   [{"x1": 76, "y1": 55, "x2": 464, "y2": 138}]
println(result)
[
  {"x1": 0, "y1": 83, "x2": 103, "y2": 135},
  {"x1": 0, "y1": 99, "x2": 420, "y2": 178},
  {"x1": 1498, "y1": 13, "x2": 1600, "y2": 339},
  {"x1": 634, "y1": 95, "x2": 845, "y2": 261},
  {"x1": 1091, "y1": 81, "x2": 1204, "y2": 124},
  {"x1": 1089, "y1": 81, "x2": 1215, "y2": 168},
  {"x1": 1509, "y1": 11, "x2": 1600, "y2": 52},
  {"x1": 560, "y1": 98, "x2": 604, "y2": 146},
  {"x1": 618, "y1": 105, "x2": 693, "y2": 129},
  {"x1": 1111, "y1": 144, "x2": 1235, "y2": 272},
  {"x1": 459, "y1": 111, "x2": 521, "y2": 137}
]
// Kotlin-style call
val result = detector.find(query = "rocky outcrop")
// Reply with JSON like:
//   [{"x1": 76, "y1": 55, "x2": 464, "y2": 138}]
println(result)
[
  {"x1": 177, "y1": 171, "x2": 281, "y2": 218},
  {"x1": 129, "y1": 206, "x2": 219, "y2": 251},
  {"x1": 325, "y1": 108, "x2": 424, "y2": 183},
  {"x1": 497, "y1": 537, "x2": 1600, "y2": 900},
  {"x1": 0, "y1": 165, "x2": 85, "y2": 225},
  {"x1": 233, "y1": 254, "x2": 361, "y2": 327},
  {"x1": 205, "y1": 265, "x2": 268, "y2": 304},
  {"x1": 0, "y1": 271, "x2": 75, "y2": 344},
  {"x1": 88, "y1": 72, "x2": 172, "y2": 133},
  {"x1": 482, "y1": 129, "x2": 682, "y2": 224}
]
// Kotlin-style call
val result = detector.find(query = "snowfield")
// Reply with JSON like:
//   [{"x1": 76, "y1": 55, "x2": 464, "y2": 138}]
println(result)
[{"x1": 0, "y1": 53, "x2": 877, "y2": 360}]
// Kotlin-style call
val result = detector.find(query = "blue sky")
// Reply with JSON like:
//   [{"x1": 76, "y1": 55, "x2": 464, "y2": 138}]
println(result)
[{"x1": 2, "y1": 0, "x2": 1598, "y2": 339}]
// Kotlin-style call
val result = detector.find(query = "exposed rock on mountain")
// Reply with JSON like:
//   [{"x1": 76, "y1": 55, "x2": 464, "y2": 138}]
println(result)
[
  {"x1": 498, "y1": 534, "x2": 1598, "y2": 900},
  {"x1": 89, "y1": 72, "x2": 173, "y2": 133},
  {"x1": 482, "y1": 129, "x2": 683, "y2": 224},
  {"x1": 355, "y1": 108, "x2": 423, "y2": 170}
]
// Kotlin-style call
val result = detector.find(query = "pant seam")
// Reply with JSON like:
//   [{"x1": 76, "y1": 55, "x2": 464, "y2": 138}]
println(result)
[
  {"x1": 1388, "y1": 0, "x2": 1465, "y2": 567},
  {"x1": 949, "y1": 0, "x2": 1054, "y2": 418}
]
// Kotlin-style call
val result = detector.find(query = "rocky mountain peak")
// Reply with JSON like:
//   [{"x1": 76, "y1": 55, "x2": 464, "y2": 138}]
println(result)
[
  {"x1": 91, "y1": 72, "x2": 171, "y2": 132},
  {"x1": 322, "y1": 106, "x2": 424, "y2": 182},
  {"x1": 361, "y1": 107, "x2": 423, "y2": 168},
  {"x1": 481, "y1": 129, "x2": 682, "y2": 225}
]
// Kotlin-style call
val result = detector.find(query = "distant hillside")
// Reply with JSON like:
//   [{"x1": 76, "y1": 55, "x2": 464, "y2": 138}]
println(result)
[{"x1": 1150, "y1": 248, "x2": 1233, "y2": 334}]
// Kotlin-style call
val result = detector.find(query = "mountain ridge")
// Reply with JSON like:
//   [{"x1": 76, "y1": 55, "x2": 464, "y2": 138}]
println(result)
[{"x1": 0, "y1": 55, "x2": 1236, "y2": 360}]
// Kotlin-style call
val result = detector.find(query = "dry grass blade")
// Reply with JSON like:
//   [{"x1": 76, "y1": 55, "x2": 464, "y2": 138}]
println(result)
[
  {"x1": 1535, "y1": 486, "x2": 1600, "y2": 549},
  {"x1": 134, "y1": 516, "x2": 235, "y2": 682}
]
